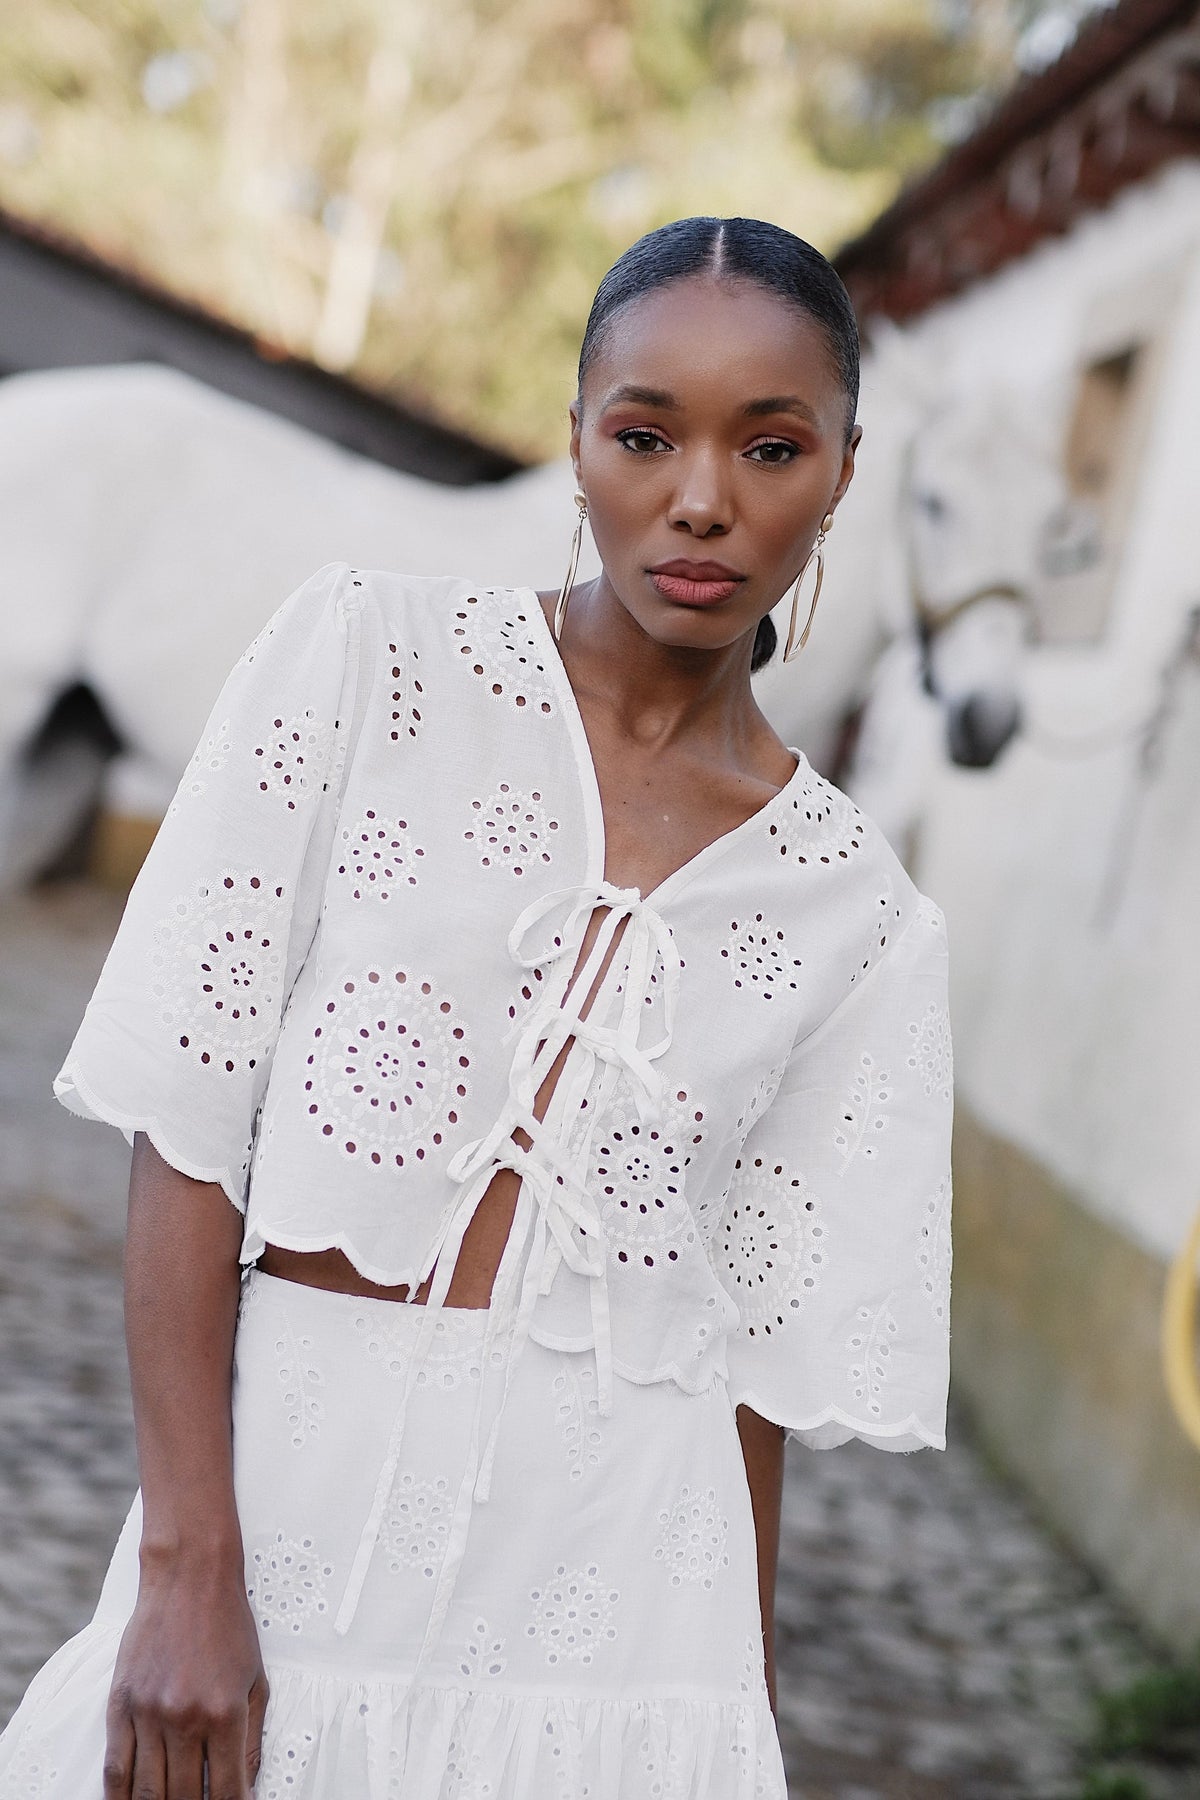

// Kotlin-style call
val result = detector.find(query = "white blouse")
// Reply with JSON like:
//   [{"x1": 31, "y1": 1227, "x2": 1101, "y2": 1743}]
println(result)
[{"x1": 55, "y1": 561, "x2": 953, "y2": 1459}]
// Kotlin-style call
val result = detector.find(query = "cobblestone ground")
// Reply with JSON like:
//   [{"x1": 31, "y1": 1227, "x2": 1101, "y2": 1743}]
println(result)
[{"x1": 1, "y1": 881, "x2": 1194, "y2": 1798}]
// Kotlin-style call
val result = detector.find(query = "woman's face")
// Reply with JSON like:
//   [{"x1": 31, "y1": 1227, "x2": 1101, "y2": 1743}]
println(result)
[{"x1": 571, "y1": 274, "x2": 860, "y2": 658}]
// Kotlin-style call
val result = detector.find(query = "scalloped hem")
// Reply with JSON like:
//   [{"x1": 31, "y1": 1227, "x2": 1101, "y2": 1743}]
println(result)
[
  {"x1": 52, "y1": 1062, "x2": 248, "y2": 1213},
  {"x1": 730, "y1": 1387, "x2": 947, "y2": 1453},
  {"x1": 0, "y1": 1635, "x2": 787, "y2": 1800}
]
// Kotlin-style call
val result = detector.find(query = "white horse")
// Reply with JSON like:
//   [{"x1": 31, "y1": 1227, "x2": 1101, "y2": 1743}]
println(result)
[
  {"x1": 0, "y1": 347, "x2": 1061, "y2": 887},
  {"x1": 756, "y1": 325, "x2": 1066, "y2": 849},
  {"x1": 0, "y1": 363, "x2": 600, "y2": 889}
]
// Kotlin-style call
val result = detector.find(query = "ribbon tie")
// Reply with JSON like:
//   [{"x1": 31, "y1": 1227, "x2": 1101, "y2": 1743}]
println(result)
[{"x1": 334, "y1": 879, "x2": 681, "y2": 1663}]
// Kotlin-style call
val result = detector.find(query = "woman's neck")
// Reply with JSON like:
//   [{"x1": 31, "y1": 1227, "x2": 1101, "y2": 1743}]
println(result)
[{"x1": 544, "y1": 575, "x2": 768, "y2": 761}]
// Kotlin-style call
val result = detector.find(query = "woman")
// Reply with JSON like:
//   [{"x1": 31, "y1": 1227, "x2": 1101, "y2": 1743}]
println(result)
[{"x1": 0, "y1": 216, "x2": 952, "y2": 1800}]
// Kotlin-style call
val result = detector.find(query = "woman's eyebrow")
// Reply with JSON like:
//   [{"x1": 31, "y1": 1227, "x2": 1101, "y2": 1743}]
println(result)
[
  {"x1": 600, "y1": 383, "x2": 679, "y2": 410},
  {"x1": 743, "y1": 395, "x2": 820, "y2": 425}
]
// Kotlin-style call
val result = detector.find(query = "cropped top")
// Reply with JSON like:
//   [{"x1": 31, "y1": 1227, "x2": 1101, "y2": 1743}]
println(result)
[{"x1": 54, "y1": 560, "x2": 954, "y2": 1462}]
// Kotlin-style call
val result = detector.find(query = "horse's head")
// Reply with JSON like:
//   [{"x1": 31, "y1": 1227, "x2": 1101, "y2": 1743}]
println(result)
[{"x1": 902, "y1": 393, "x2": 1066, "y2": 768}]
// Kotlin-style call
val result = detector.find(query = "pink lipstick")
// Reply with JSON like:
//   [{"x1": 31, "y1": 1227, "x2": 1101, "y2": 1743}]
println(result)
[{"x1": 648, "y1": 559, "x2": 745, "y2": 607}]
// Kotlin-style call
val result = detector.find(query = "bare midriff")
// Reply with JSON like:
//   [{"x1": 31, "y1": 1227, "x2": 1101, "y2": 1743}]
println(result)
[
  {"x1": 259, "y1": 1171, "x2": 520, "y2": 1307},
  {"x1": 258, "y1": 906, "x2": 627, "y2": 1309}
]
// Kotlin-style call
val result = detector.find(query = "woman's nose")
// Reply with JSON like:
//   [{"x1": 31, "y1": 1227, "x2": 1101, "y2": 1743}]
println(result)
[{"x1": 666, "y1": 453, "x2": 734, "y2": 535}]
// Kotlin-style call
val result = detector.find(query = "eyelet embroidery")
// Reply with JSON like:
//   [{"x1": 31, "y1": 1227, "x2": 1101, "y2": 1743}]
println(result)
[
  {"x1": 720, "y1": 916, "x2": 803, "y2": 999},
  {"x1": 834, "y1": 1051, "x2": 892, "y2": 1169},
  {"x1": 1, "y1": 1732, "x2": 58, "y2": 1799},
  {"x1": 386, "y1": 640, "x2": 424, "y2": 743},
  {"x1": 336, "y1": 808, "x2": 426, "y2": 900},
  {"x1": 767, "y1": 773, "x2": 865, "y2": 866},
  {"x1": 907, "y1": 1001, "x2": 953, "y2": 1100},
  {"x1": 719, "y1": 1157, "x2": 826, "y2": 1335},
  {"x1": 166, "y1": 717, "x2": 232, "y2": 818},
  {"x1": 594, "y1": 1090, "x2": 703, "y2": 1269},
  {"x1": 256, "y1": 1725, "x2": 316, "y2": 1798},
  {"x1": 917, "y1": 1178, "x2": 952, "y2": 1323},
  {"x1": 274, "y1": 1320, "x2": 324, "y2": 1449},
  {"x1": 847, "y1": 1297, "x2": 900, "y2": 1417},
  {"x1": 551, "y1": 1353, "x2": 604, "y2": 1480},
  {"x1": 380, "y1": 1472, "x2": 452, "y2": 1577},
  {"x1": 353, "y1": 1308, "x2": 488, "y2": 1388},
  {"x1": 526, "y1": 1562, "x2": 620, "y2": 1665},
  {"x1": 653, "y1": 1483, "x2": 730, "y2": 1588},
  {"x1": 735, "y1": 1059, "x2": 788, "y2": 1137},
  {"x1": 252, "y1": 709, "x2": 331, "y2": 809},
  {"x1": 304, "y1": 969, "x2": 471, "y2": 1165},
  {"x1": 152, "y1": 870, "x2": 288, "y2": 1069},
  {"x1": 457, "y1": 1616, "x2": 509, "y2": 1680},
  {"x1": 248, "y1": 1531, "x2": 334, "y2": 1634},
  {"x1": 464, "y1": 784, "x2": 560, "y2": 876},
  {"x1": 451, "y1": 592, "x2": 556, "y2": 714},
  {"x1": 851, "y1": 878, "x2": 901, "y2": 986}
]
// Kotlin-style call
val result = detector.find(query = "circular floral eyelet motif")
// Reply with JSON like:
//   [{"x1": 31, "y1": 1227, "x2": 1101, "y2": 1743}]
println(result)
[
  {"x1": 381, "y1": 1473, "x2": 452, "y2": 1578},
  {"x1": 654, "y1": 1483, "x2": 730, "y2": 1588},
  {"x1": 451, "y1": 592, "x2": 557, "y2": 714},
  {"x1": 248, "y1": 1531, "x2": 333, "y2": 1634},
  {"x1": 719, "y1": 1157, "x2": 827, "y2": 1335},
  {"x1": 336, "y1": 808, "x2": 426, "y2": 901},
  {"x1": 594, "y1": 1090, "x2": 704, "y2": 1269},
  {"x1": 304, "y1": 969, "x2": 471, "y2": 1166},
  {"x1": 251, "y1": 708, "x2": 331, "y2": 809},
  {"x1": 152, "y1": 869, "x2": 288, "y2": 1070},
  {"x1": 464, "y1": 783, "x2": 560, "y2": 876},
  {"x1": 767, "y1": 771, "x2": 865, "y2": 866},
  {"x1": 526, "y1": 1561, "x2": 620, "y2": 1665},
  {"x1": 721, "y1": 915, "x2": 802, "y2": 1000}
]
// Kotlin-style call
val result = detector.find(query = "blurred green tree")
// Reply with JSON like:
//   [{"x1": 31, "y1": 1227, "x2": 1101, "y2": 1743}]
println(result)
[{"x1": 0, "y1": 0, "x2": 1093, "y2": 455}]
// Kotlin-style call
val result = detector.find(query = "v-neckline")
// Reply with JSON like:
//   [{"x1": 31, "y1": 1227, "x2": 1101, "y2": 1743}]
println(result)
[{"x1": 518, "y1": 584, "x2": 809, "y2": 910}]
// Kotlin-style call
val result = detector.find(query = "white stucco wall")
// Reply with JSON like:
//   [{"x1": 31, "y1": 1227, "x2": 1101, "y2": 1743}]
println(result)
[{"x1": 890, "y1": 159, "x2": 1200, "y2": 1265}]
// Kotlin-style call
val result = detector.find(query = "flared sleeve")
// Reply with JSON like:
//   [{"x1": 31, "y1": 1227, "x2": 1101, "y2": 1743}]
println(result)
[
  {"x1": 713, "y1": 895, "x2": 953, "y2": 1451},
  {"x1": 53, "y1": 560, "x2": 365, "y2": 1211}
]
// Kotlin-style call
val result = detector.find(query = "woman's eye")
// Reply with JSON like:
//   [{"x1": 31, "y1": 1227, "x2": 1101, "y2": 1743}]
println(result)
[
  {"x1": 615, "y1": 429, "x2": 670, "y2": 455},
  {"x1": 746, "y1": 439, "x2": 799, "y2": 466}
]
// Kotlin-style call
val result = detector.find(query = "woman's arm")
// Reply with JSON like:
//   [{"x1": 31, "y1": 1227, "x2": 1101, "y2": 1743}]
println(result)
[
  {"x1": 102, "y1": 1133, "x2": 267, "y2": 1800},
  {"x1": 736, "y1": 1403, "x2": 786, "y2": 1715}
]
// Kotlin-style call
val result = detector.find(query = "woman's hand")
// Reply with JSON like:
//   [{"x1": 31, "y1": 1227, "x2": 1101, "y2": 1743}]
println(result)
[{"x1": 103, "y1": 1553, "x2": 268, "y2": 1800}]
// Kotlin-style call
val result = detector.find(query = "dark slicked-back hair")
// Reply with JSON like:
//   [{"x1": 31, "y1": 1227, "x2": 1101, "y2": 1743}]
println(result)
[{"x1": 577, "y1": 217, "x2": 860, "y2": 670}]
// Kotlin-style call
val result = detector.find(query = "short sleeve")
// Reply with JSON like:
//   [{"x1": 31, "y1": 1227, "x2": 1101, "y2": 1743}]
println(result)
[
  {"x1": 52, "y1": 561, "x2": 365, "y2": 1211},
  {"x1": 713, "y1": 896, "x2": 953, "y2": 1451}
]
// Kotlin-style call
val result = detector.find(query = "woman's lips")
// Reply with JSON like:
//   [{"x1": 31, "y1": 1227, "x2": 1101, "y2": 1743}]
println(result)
[{"x1": 650, "y1": 572, "x2": 743, "y2": 606}]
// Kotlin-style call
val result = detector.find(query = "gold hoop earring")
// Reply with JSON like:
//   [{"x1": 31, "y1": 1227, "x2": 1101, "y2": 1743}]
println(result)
[
  {"x1": 554, "y1": 492, "x2": 587, "y2": 643},
  {"x1": 783, "y1": 512, "x2": 833, "y2": 662}
]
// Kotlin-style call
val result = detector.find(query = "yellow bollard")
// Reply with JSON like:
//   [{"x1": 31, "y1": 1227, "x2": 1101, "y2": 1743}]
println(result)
[{"x1": 1162, "y1": 1203, "x2": 1200, "y2": 1452}]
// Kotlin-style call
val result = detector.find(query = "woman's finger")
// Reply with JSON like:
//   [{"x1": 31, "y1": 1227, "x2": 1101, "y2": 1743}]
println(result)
[
  {"x1": 245, "y1": 1673, "x2": 270, "y2": 1789},
  {"x1": 127, "y1": 1721, "x2": 167, "y2": 1800},
  {"x1": 100, "y1": 1705, "x2": 137, "y2": 1799},
  {"x1": 203, "y1": 1706, "x2": 252, "y2": 1800},
  {"x1": 160, "y1": 1720, "x2": 204, "y2": 1800}
]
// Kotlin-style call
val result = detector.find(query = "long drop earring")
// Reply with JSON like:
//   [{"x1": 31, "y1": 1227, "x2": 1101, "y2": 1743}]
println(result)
[
  {"x1": 554, "y1": 493, "x2": 588, "y2": 643},
  {"x1": 783, "y1": 512, "x2": 834, "y2": 663}
]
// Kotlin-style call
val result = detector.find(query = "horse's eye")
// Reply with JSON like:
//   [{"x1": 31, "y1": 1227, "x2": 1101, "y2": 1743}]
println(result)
[{"x1": 917, "y1": 490, "x2": 947, "y2": 521}]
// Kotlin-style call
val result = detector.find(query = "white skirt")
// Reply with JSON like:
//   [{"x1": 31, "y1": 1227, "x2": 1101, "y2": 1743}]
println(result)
[{"x1": 0, "y1": 1271, "x2": 787, "y2": 1798}]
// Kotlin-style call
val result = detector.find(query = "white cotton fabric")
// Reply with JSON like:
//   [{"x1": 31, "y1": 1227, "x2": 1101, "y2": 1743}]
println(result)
[
  {"x1": 51, "y1": 562, "x2": 954, "y2": 1455},
  {"x1": 0, "y1": 1272, "x2": 786, "y2": 1800}
]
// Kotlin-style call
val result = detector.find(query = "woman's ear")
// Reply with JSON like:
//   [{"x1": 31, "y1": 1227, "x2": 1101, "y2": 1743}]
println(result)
[
  {"x1": 568, "y1": 399, "x2": 583, "y2": 487},
  {"x1": 829, "y1": 421, "x2": 862, "y2": 513}
]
